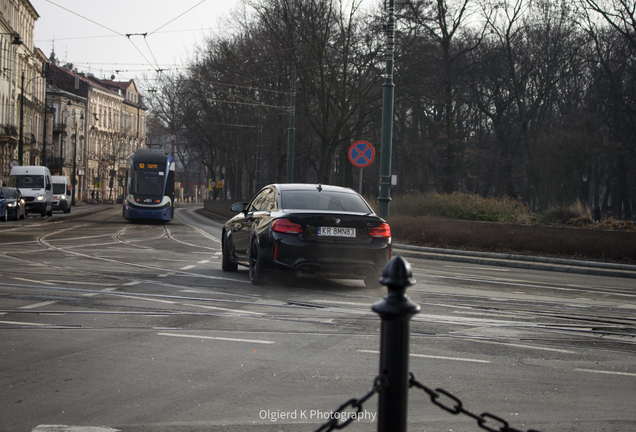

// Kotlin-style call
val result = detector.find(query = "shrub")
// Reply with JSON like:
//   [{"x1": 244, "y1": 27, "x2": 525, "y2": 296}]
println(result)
[
  {"x1": 388, "y1": 191, "x2": 531, "y2": 222},
  {"x1": 540, "y1": 199, "x2": 592, "y2": 224}
]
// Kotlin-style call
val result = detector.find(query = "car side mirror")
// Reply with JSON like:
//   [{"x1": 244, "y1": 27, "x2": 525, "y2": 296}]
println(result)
[
  {"x1": 230, "y1": 202, "x2": 246, "y2": 213},
  {"x1": 45, "y1": 183, "x2": 51, "y2": 191}
]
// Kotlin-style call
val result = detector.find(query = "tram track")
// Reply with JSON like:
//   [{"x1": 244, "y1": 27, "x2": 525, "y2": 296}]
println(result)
[{"x1": 2, "y1": 209, "x2": 635, "y2": 355}]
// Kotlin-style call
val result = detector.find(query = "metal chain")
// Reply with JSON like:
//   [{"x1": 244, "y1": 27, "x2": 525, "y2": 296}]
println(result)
[
  {"x1": 314, "y1": 376, "x2": 387, "y2": 432},
  {"x1": 409, "y1": 373, "x2": 542, "y2": 432}
]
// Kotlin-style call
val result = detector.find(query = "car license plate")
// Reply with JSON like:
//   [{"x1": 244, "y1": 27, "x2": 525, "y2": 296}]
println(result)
[{"x1": 317, "y1": 226, "x2": 356, "y2": 237}]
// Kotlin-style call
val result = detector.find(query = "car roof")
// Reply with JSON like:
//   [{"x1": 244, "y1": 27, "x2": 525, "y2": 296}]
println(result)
[{"x1": 269, "y1": 183, "x2": 358, "y2": 194}]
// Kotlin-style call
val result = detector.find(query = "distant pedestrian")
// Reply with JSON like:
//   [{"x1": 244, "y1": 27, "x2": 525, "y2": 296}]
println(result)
[
  {"x1": 593, "y1": 205, "x2": 601, "y2": 222},
  {"x1": 91, "y1": 190, "x2": 95, "y2": 201}
]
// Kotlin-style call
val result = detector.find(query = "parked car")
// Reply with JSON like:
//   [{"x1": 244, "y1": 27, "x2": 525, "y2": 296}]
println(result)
[
  {"x1": 0, "y1": 193, "x2": 6, "y2": 222},
  {"x1": 222, "y1": 183, "x2": 391, "y2": 286},
  {"x1": 0, "y1": 187, "x2": 25, "y2": 220}
]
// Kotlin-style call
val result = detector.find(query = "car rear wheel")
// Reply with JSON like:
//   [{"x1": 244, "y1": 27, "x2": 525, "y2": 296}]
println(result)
[
  {"x1": 364, "y1": 275, "x2": 382, "y2": 289},
  {"x1": 249, "y1": 239, "x2": 265, "y2": 285},
  {"x1": 221, "y1": 235, "x2": 238, "y2": 272}
]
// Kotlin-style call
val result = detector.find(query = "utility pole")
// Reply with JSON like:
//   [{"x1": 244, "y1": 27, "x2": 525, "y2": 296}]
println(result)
[
  {"x1": 378, "y1": 0, "x2": 396, "y2": 219},
  {"x1": 42, "y1": 62, "x2": 50, "y2": 167},
  {"x1": 18, "y1": 72, "x2": 25, "y2": 165},
  {"x1": 286, "y1": 62, "x2": 296, "y2": 183},
  {"x1": 255, "y1": 103, "x2": 263, "y2": 191}
]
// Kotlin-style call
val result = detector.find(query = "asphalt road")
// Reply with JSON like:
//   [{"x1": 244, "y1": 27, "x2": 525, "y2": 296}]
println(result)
[{"x1": 1, "y1": 205, "x2": 635, "y2": 432}]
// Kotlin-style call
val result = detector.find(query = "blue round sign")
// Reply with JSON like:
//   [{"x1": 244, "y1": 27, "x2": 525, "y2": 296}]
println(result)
[{"x1": 348, "y1": 141, "x2": 375, "y2": 168}]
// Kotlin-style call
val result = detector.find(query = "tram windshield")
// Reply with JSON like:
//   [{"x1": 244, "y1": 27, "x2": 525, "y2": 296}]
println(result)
[{"x1": 135, "y1": 170, "x2": 164, "y2": 196}]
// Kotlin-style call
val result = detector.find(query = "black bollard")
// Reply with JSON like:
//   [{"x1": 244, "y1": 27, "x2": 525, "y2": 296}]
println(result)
[{"x1": 372, "y1": 256, "x2": 420, "y2": 432}]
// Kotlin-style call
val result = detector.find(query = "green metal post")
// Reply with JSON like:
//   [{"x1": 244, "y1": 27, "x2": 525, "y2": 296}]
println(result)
[
  {"x1": 378, "y1": 0, "x2": 396, "y2": 219},
  {"x1": 286, "y1": 63, "x2": 296, "y2": 183},
  {"x1": 18, "y1": 72, "x2": 24, "y2": 165},
  {"x1": 255, "y1": 104, "x2": 263, "y2": 190}
]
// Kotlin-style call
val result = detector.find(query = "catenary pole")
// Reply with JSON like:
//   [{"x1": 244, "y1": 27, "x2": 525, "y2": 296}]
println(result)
[
  {"x1": 378, "y1": 0, "x2": 396, "y2": 219},
  {"x1": 286, "y1": 63, "x2": 296, "y2": 183},
  {"x1": 18, "y1": 72, "x2": 25, "y2": 165}
]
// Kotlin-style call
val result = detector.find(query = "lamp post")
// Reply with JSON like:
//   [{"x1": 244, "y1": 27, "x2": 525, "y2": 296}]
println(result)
[
  {"x1": 378, "y1": 0, "x2": 396, "y2": 218},
  {"x1": 59, "y1": 102, "x2": 71, "y2": 175},
  {"x1": 18, "y1": 72, "x2": 24, "y2": 165},
  {"x1": 71, "y1": 112, "x2": 83, "y2": 206}
]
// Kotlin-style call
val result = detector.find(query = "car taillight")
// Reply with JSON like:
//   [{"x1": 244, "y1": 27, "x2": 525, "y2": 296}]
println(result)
[
  {"x1": 272, "y1": 219, "x2": 303, "y2": 234},
  {"x1": 369, "y1": 223, "x2": 391, "y2": 238}
]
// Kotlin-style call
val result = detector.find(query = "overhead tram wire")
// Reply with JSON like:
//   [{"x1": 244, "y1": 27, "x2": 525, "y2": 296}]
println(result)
[
  {"x1": 148, "y1": 0, "x2": 208, "y2": 35},
  {"x1": 43, "y1": 0, "x2": 127, "y2": 37}
]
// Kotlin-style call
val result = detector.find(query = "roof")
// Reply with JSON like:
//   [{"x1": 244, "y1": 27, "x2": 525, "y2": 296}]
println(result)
[{"x1": 270, "y1": 183, "x2": 358, "y2": 194}]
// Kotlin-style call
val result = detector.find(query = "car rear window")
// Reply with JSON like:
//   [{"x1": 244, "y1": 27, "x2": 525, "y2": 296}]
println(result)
[{"x1": 281, "y1": 190, "x2": 371, "y2": 213}]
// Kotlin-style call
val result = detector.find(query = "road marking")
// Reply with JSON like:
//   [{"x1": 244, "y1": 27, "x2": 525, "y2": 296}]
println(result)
[
  {"x1": 19, "y1": 301, "x2": 57, "y2": 309},
  {"x1": 83, "y1": 287, "x2": 119, "y2": 297},
  {"x1": 467, "y1": 339, "x2": 578, "y2": 354},
  {"x1": 197, "y1": 260, "x2": 210, "y2": 264},
  {"x1": 157, "y1": 332, "x2": 274, "y2": 344},
  {"x1": 357, "y1": 350, "x2": 491, "y2": 363},
  {"x1": 158, "y1": 272, "x2": 175, "y2": 278},
  {"x1": 180, "y1": 265, "x2": 196, "y2": 270},
  {"x1": 12, "y1": 277, "x2": 54, "y2": 285},
  {"x1": 312, "y1": 299, "x2": 375, "y2": 307},
  {"x1": 122, "y1": 281, "x2": 141, "y2": 286},
  {"x1": 0, "y1": 320, "x2": 50, "y2": 326},
  {"x1": 32, "y1": 426, "x2": 121, "y2": 432},
  {"x1": 182, "y1": 303, "x2": 262, "y2": 315},
  {"x1": 574, "y1": 368, "x2": 636, "y2": 377}
]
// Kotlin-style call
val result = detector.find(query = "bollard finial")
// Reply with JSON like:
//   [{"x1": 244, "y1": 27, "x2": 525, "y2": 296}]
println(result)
[{"x1": 380, "y1": 255, "x2": 416, "y2": 288}]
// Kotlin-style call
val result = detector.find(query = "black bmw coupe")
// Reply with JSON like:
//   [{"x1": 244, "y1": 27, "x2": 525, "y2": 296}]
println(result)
[{"x1": 222, "y1": 183, "x2": 391, "y2": 286}]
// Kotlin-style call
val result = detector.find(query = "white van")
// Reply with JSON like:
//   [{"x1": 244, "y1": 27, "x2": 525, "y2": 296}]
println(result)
[
  {"x1": 51, "y1": 175, "x2": 71, "y2": 213},
  {"x1": 8, "y1": 166, "x2": 53, "y2": 216}
]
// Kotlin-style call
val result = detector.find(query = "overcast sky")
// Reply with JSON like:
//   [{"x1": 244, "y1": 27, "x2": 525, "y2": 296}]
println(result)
[{"x1": 32, "y1": 0, "x2": 238, "y2": 88}]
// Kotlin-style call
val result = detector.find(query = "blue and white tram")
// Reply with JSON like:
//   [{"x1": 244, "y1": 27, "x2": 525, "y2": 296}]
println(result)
[{"x1": 122, "y1": 149, "x2": 176, "y2": 222}]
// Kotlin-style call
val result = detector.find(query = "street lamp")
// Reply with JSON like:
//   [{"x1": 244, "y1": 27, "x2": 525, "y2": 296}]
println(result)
[
  {"x1": 71, "y1": 112, "x2": 83, "y2": 206},
  {"x1": 59, "y1": 103, "x2": 71, "y2": 175},
  {"x1": 378, "y1": 0, "x2": 396, "y2": 218}
]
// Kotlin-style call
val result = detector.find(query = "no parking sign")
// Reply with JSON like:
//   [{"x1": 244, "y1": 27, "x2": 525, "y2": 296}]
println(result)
[{"x1": 348, "y1": 141, "x2": 375, "y2": 168}]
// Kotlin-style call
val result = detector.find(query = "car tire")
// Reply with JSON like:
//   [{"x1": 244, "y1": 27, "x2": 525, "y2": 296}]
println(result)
[
  {"x1": 248, "y1": 238, "x2": 265, "y2": 285},
  {"x1": 41, "y1": 209, "x2": 46, "y2": 217},
  {"x1": 364, "y1": 275, "x2": 382, "y2": 289},
  {"x1": 222, "y1": 235, "x2": 238, "y2": 272}
]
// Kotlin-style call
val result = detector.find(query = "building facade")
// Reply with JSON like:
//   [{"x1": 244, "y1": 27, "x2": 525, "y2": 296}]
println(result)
[{"x1": 0, "y1": 0, "x2": 40, "y2": 184}]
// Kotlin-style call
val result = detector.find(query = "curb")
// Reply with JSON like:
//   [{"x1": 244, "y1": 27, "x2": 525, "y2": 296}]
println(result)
[{"x1": 393, "y1": 244, "x2": 636, "y2": 279}]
